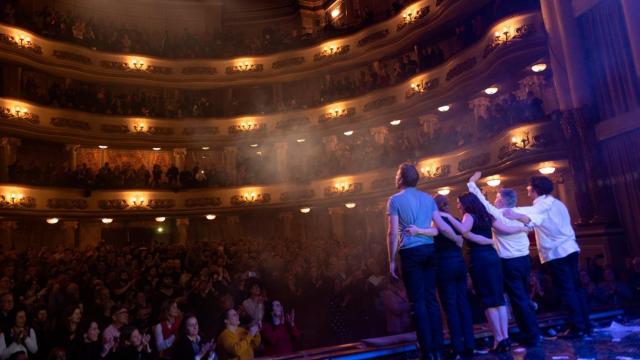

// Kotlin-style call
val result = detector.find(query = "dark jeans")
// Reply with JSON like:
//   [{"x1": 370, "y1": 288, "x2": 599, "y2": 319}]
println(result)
[
  {"x1": 502, "y1": 255, "x2": 540, "y2": 341},
  {"x1": 547, "y1": 251, "x2": 591, "y2": 332},
  {"x1": 437, "y1": 251, "x2": 475, "y2": 352},
  {"x1": 400, "y1": 244, "x2": 443, "y2": 355}
]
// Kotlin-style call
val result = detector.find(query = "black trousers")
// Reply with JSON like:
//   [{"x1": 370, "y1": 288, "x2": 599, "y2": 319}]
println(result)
[
  {"x1": 437, "y1": 251, "x2": 475, "y2": 352},
  {"x1": 547, "y1": 251, "x2": 591, "y2": 332},
  {"x1": 502, "y1": 255, "x2": 540, "y2": 341},
  {"x1": 400, "y1": 244, "x2": 443, "y2": 355}
]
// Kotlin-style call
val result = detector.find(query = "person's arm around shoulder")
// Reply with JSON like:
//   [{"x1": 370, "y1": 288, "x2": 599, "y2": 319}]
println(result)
[{"x1": 492, "y1": 219, "x2": 531, "y2": 235}]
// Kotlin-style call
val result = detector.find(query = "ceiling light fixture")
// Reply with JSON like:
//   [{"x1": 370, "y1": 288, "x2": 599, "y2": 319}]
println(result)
[
  {"x1": 343, "y1": 130, "x2": 354, "y2": 136},
  {"x1": 300, "y1": 207, "x2": 311, "y2": 214},
  {"x1": 484, "y1": 87, "x2": 499, "y2": 95},
  {"x1": 46, "y1": 218, "x2": 59, "y2": 224},
  {"x1": 344, "y1": 202, "x2": 356, "y2": 209},
  {"x1": 538, "y1": 166, "x2": 556, "y2": 175},
  {"x1": 205, "y1": 214, "x2": 216, "y2": 220},
  {"x1": 531, "y1": 63, "x2": 547, "y2": 73},
  {"x1": 390, "y1": 120, "x2": 402, "y2": 126},
  {"x1": 155, "y1": 217, "x2": 166, "y2": 223},
  {"x1": 438, "y1": 105, "x2": 450, "y2": 112},
  {"x1": 101, "y1": 218, "x2": 113, "y2": 224},
  {"x1": 437, "y1": 188, "x2": 451, "y2": 196}
]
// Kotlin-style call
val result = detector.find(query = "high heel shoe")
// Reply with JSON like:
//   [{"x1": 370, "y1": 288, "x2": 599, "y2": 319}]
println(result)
[{"x1": 489, "y1": 338, "x2": 511, "y2": 354}]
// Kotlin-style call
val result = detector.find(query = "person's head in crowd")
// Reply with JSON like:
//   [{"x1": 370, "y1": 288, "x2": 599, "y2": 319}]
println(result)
[
  {"x1": 64, "y1": 305, "x2": 83, "y2": 329},
  {"x1": 119, "y1": 325, "x2": 144, "y2": 349},
  {"x1": 110, "y1": 305, "x2": 129, "y2": 328},
  {"x1": 12, "y1": 306, "x2": 29, "y2": 330},
  {"x1": 34, "y1": 306, "x2": 48, "y2": 324},
  {"x1": 181, "y1": 314, "x2": 200, "y2": 339},
  {"x1": 160, "y1": 273, "x2": 174, "y2": 289},
  {"x1": 47, "y1": 347, "x2": 66, "y2": 360},
  {"x1": 457, "y1": 192, "x2": 494, "y2": 228},
  {"x1": 395, "y1": 162, "x2": 419, "y2": 189},
  {"x1": 264, "y1": 300, "x2": 286, "y2": 325},
  {"x1": 0, "y1": 291, "x2": 14, "y2": 314},
  {"x1": 223, "y1": 308, "x2": 240, "y2": 330},
  {"x1": 94, "y1": 286, "x2": 111, "y2": 305},
  {"x1": 159, "y1": 298, "x2": 181, "y2": 323},
  {"x1": 434, "y1": 195, "x2": 449, "y2": 213},
  {"x1": 247, "y1": 280, "x2": 263, "y2": 299},
  {"x1": 527, "y1": 176, "x2": 553, "y2": 200},
  {"x1": 495, "y1": 188, "x2": 517, "y2": 209},
  {"x1": 81, "y1": 320, "x2": 100, "y2": 343}
]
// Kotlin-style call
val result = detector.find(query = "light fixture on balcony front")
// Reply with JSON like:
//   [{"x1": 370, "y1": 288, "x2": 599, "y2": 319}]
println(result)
[
  {"x1": 205, "y1": 214, "x2": 216, "y2": 220},
  {"x1": 131, "y1": 59, "x2": 145, "y2": 70},
  {"x1": 155, "y1": 217, "x2": 166, "y2": 223},
  {"x1": 437, "y1": 188, "x2": 451, "y2": 196},
  {"x1": 390, "y1": 120, "x2": 402, "y2": 126},
  {"x1": 484, "y1": 87, "x2": 499, "y2": 95},
  {"x1": 300, "y1": 207, "x2": 311, "y2": 214},
  {"x1": 344, "y1": 202, "x2": 356, "y2": 209},
  {"x1": 531, "y1": 63, "x2": 547, "y2": 73},
  {"x1": 297, "y1": 138, "x2": 306, "y2": 143},
  {"x1": 538, "y1": 166, "x2": 556, "y2": 175},
  {"x1": 201, "y1": 146, "x2": 210, "y2": 150},
  {"x1": 486, "y1": 176, "x2": 501, "y2": 187},
  {"x1": 133, "y1": 124, "x2": 146, "y2": 133},
  {"x1": 152, "y1": 147, "x2": 161, "y2": 151},
  {"x1": 331, "y1": 8, "x2": 340, "y2": 18},
  {"x1": 343, "y1": 130, "x2": 354, "y2": 136},
  {"x1": 98, "y1": 145, "x2": 108, "y2": 149},
  {"x1": 101, "y1": 218, "x2": 113, "y2": 224},
  {"x1": 250, "y1": 144, "x2": 259, "y2": 148},
  {"x1": 46, "y1": 218, "x2": 59, "y2": 224},
  {"x1": 438, "y1": 105, "x2": 450, "y2": 112},
  {"x1": 131, "y1": 196, "x2": 145, "y2": 207}
]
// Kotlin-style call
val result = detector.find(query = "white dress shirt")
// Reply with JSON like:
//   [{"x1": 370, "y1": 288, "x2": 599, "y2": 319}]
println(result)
[
  {"x1": 513, "y1": 194, "x2": 580, "y2": 264},
  {"x1": 467, "y1": 182, "x2": 531, "y2": 259}
]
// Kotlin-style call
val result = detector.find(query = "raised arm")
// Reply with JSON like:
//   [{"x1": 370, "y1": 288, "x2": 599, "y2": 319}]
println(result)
[{"x1": 467, "y1": 172, "x2": 502, "y2": 219}]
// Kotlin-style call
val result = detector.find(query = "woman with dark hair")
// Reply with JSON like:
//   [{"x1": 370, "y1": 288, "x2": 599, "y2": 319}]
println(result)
[
  {"x1": 153, "y1": 299, "x2": 182, "y2": 359},
  {"x1": 0, "y1": 307, "x2": 38, "y2": 359},
  {"x1": 114, "y1": 326, "x2": 152, "y2": 360},
  {"x1": 172, "y1": 314, "x2": 216, "y2": 360},
  {"x1": 260, "y1": 300, "x2": 299, "y2": 356},
  {"x1": 52, "y1": 306, "x2": 82, "y2": 350},
  {"x1": 441, "y1": 193, "x2": 529, "y2": 353},
  {"x1": 69, "y1": 321, "x2": 101, "y2": 360}
]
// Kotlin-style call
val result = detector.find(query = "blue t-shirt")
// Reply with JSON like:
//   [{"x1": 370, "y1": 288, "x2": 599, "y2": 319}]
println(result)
[{"x1": 387, "y1": 187, "x2": 437, "y2": 249}]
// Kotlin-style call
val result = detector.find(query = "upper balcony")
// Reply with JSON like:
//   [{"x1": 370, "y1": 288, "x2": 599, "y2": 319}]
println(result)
[
  {"x1": 0, "y1": 12, "x2": 548, "y2": 149},
  {"x1": 0, "y1": 0, "x2": 540, "y2": 86}
]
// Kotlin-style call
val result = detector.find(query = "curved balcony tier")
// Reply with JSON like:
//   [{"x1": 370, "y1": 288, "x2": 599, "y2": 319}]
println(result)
[
  {"x1": 0, "y1": 0, "x2": 505, "y2": 87},
  {"x1": 0, "y1": 121, "x2": 566, "y2": 217},
  {"x1": 0, "y1": 13, "x2": 547, "y2": 148}
]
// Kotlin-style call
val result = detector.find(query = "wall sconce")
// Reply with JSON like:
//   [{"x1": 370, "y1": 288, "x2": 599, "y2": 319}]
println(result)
[
  {"x1": 231, "y1": 192, "x2": 271, "y2": 205},
  {"x1": 397, "y1": 6, "x2": 429, "y2": 30},
  {"x1": 420, "y1": 165, "x2": 450, "y2": 180},
  {"x1": 325, "y1": 182, "x2": 362, "y2": 197},
  {"x1": 511, "y1": 131, "x2": 531, "y2": 150},
  {"x1": 226, "y1": 62, "x2": 264, "y2": 74},
  {"x1": 319, "y1": 107, "x2": 354, "y2": 123},
  {"x1": 8, "y1": 193, "x2": 23, "y2": 205},
  {"x1": 133, "y1": 124, "x2": 147, "y2": 133},
  {"x1": 242, "y1": 192, "x2": 257, "y2": 203},
  {"x1": 486, "y1": 176, "x2": 501, "y2": 187},
  {"x1": 315, "y1": 44, "x2": 350, "y2": 61},
  {"x1": 344, "y1": 202, "x2": 356, "y2": 209},
  {"x1": 13, "y1": 106, "x2": 28, "y2": 118},
  {"x1": 130, "y1": 196, "x2": 145, "y2": 207},
  {"x1": 229, "y1": 122, "x2": 264, "y2": 134},
  {"x1": 437, "y1": 188, "x2": 451, "y2": 196},
  {"x1": 131, "y1": 59, "x2": 145, "y2": 70},
  {"x1": 494, "y1": 25, "x2": 513, "y2": 42},
  {"x1": 46, "y1": 218, "x2": 59, "y2": 224},
  {"x1": 17, "y1": 34, "x2": 31, "y2": 47}
]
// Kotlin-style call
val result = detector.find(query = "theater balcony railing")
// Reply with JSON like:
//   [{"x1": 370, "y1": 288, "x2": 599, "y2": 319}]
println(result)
[
  {"x1": 0, "y1": 0, "x2": 495, "y2": 86},
  {"x1": 0, "y1": 120, "x2": 566, "y2": 218},
  {"x1": 0, "y1": 13, "x2": 547, "y2": 147}
]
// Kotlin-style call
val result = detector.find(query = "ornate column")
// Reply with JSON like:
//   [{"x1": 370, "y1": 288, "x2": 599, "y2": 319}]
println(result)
[
  {"x1": 620, "y1": 0, "x2": 640, "y2": 76},
  {"x1": 274, "y1": 142, "x2": 288, "y2": 182},
  {"x1": 60, "y1": 221, "x2": 79, "y2": 248},
  {"x1": 176, "y1": 218, "x2": 189, "y2": 245},
  {"x1": 173, "y1": 148, "x2": 187, "y2": 170},
  {"x1": 419, "y1": 114, "x2": 440, "y2": 138},
  {"x1": 79, "y1": 221, "x2": 102, "y2": 250},
  {"x1": 65, "y1": 144, "x2": 80, "y2": 169},
  {"x1": 223, "y1": 146, "x2": 237, "y2": 185},
  {"x1": 0, "y1": 221, "x2": 17, "y2": 250},
  {"x1": 0, "y1": 137, "x2": 20, "y2": 182},
  {"x1": 468, "y1": 97, "x2": 492, "y2": 129},
  {"x1": 369, "y1": 126, "x2": 389, "y2": 145}
]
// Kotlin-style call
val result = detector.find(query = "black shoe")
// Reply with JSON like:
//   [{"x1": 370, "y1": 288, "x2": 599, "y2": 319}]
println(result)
[{"x1": 490, "y1": 338, "x2": 511, "y2": 354}]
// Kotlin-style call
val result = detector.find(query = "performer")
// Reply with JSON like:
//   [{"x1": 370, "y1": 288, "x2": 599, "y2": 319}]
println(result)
[
  {"x1": 386, "y1": 163, "x2": 459, "y2": 360},
  {"x1": 466, "y1": 171, "x2": 542, "y2": 347},
  {"x1": 441, "y1": 193, "x2": 529, "y2": 353},
  {"x1": 406, "y1": 195, "x2": 474, "y2": 358},
  {"x1": 503, "y1": 176, "x2": 590, "y2": 338}
]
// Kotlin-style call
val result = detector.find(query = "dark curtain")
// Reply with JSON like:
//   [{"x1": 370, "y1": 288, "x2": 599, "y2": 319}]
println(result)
[
  {"x1": 578, "y1": 0, "x2": 640, "y2": 121},
  {"x1": 601, "y1": 129, "x2": 640, "y2": 255}
]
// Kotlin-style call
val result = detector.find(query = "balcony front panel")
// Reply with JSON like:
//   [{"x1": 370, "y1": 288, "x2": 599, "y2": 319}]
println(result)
[{"x1": 0, "y1": 13, "x2": 547, "y2": 147}]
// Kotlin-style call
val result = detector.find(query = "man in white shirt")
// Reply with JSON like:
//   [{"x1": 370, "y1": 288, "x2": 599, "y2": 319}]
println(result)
[
  {"x1": 466, "y1": 172, "x2": 541, "y2": 347},
  {"x1": 503, "y1": 176, "x2": 590, "y2": 339}
]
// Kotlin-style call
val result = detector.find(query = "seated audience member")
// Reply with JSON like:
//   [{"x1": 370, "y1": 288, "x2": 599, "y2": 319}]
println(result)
[
  {"x1": 217, "y1": 309, "x2": 260, "y2": 360},
  {"x1": 114, "y1": 326, "x2": 152, "y2": 360},
  {"x1": 261, "y1": 300, "x2": 300, "y2": 356},
  {"x1": 172, "y1": 315, "x2": 216, "y2": 360},
  {"x1": 0, "y1": 307, "x2": 38, "y2": 359}
]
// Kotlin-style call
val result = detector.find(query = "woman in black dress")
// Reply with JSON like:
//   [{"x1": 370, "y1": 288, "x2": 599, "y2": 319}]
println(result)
[{"x1": 441, "y1": 193, "x2": 529, "y2": 353}]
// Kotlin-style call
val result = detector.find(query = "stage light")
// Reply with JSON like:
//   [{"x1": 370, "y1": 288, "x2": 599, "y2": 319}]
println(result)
[
  {"x1": 46, "y1": 218, "x2": 59, "y2": 224},
  {"x1": 101, "y1": 218, "x2": 113, "y2": 224},
  {"x1": 539, "y1": 166, "x2": 556, "y2": 175},
  {"x1": 531, "y1": 63, "x2": 547, "y2": 72},
  {"x1": 437, "y1": 188, "x2": 450, "y2": 196},
  {"x1": 438, "y1": 105, "x2": 450, "y2": 112},
  {"x1": 344, "y1": 202, "x2": 356, "y2": 209},
  {"x1": 300, "y1": 207, "x2": 311, "y2": 214},
  {"x1": 155, "y1": 217, "x2": 166, "y2": 223},
  {"x1": 390, "y1": 120, "x2": 402, "y2": 126},
  {"x1": 98, "y1": 145, "x2": 108, "y2": 149},
  {"x1": 205, "y1": 214, "x2": 216, "y2": 220},
  {"x1": 343, "y1": 130, "x2": 354, "y2": 136},
  {"x1": 484, "y1": 87, "x2": 498, "y2": 95}
]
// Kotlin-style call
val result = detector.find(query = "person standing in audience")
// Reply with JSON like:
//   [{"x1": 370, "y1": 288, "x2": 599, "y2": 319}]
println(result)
[
  {"x1": 217, "y1": 309, "x2": 259, "y2": 360},
  {"x1": 504, "y1": 176, "x2": 591, "y2": 338},
  {"x1": 100, "y1": 306, "x2": 128, "y2": 357},
  {"x1": 114, "y1": 326, "x2": 152, "y2": 360},
  {"x1": 260, "y1": 300, "x2": 300, "y2": 356},
  {"x1": 466, "y1": 171, "x2": 542, "y2": 347},
  {"x1": 153, "y1": 299, "x2": 182, "y2": 359},
  {"x1": 0, "y1": 307, "x2": 38, "y2": 359},
  {"x1": 69, "y1": 321, "x2": 101, "y2": 360},
  {"x1": 386, "y1": 163, "x2": 460, "y2": 360},
  {"x1": 406, "y1": 195, "x2": 475, "y2": 358},
  {"x1": 441, "y1": 193, "x2": 530, "y2": 353},
  {"x1": 173, "y1": 315, "x2": 216, "y2": 360}
]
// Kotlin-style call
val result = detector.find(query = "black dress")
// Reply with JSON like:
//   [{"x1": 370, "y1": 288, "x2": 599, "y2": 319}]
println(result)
[{"x1": 463, "y1": 215, "x2": 505, "y2": 309}]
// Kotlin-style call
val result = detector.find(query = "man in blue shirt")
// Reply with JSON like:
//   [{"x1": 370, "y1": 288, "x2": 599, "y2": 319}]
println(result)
[{"x1": 387, "y1": 163, "x2": 458, "y2": 360}]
